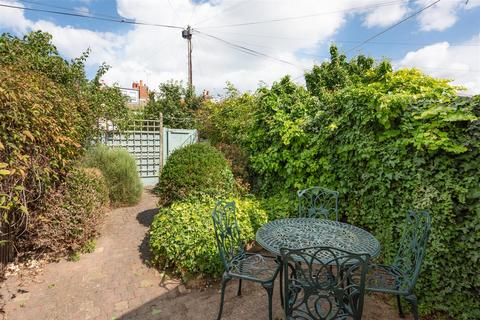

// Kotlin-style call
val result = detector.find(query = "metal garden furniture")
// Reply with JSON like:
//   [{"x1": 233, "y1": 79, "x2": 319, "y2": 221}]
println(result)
[
  {"x1": 281, "y1": 246, "x2": 370, "y2": 320},
  {"x1": 364, "y1": 210, "x2": 431, "y2": 320},
  {"x1": 256, "y1": 218, "x2": 381, "y2": 259},
  {"x1": 212, "y1": 200, "x2": 281, "y2": 320},
  {"x1": 298, "y1": 187, "x2": 339, "y2": 220},
  {"x1": 256, "y1": 217, "x2": 380, "y2": 312}
]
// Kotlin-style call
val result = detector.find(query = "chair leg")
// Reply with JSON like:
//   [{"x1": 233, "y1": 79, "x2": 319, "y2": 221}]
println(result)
[
  {"x1": 405, "y1": 294, "x2": 419, "y2": 320},
  {"x1": 397, "y1": 295, "x2": 405, "y2": 318},
  {"x1": 237, "y1": 279, "x2": 242, "y2": 296},
  {"x1": 262, "y1": 283, "x2": 274, "y2": 320},
  {"x1": 216, "y1": 277, "x2": 230, "y2": 320},
  {"x1": 279, "y1": 265, "x2": 284, "y2": 308}
]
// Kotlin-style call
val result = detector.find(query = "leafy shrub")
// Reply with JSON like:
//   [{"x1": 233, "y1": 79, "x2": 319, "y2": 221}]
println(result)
[
  {"x1": 244, "y1": 48, "x2": 479, "y2": 318},
  {"x1": 154, "y1": 143, "x2": 235, "y2": 205},
  {"x1": 215, "y1": 143, "x2": 251, "y2": 192},
  {"x1": 18, "y1": 167, "x2": 109, "y2": 257},
  {"x1": 0, "y1": 66, "x2": 84, "y2": 225},
  {"x1": 82, "y1": 145, "x2": 143, "y2": 207},
  {"x1": 260, "y1": 192, "x2": 298, "y2": 221},
  {"x1": 142, "y1": 80, "x2": 203, "y2": 129},
  {"x1": 149, "y1": 195, "x2": 268, "y2": 277},
  {"x1": 0, "y1": 31, "x2": 128, "y2": 262},
  {"x1": 196, "y1": 83, "x2": 255, "y2": 146}
]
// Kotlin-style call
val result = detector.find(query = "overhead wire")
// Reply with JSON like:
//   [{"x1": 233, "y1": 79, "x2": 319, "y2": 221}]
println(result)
[
  {"x1": 16, "y1": 0, "x2": 119, "y2": 20},
  {"x1": 0, "y1": 3, "x2": 184, "y2": 30},
  {"x1": 9, "y1": 0, "x2": 474, "y2": 89},
  {"x1": 198, "y1": 0, "x2": 411, "y2": 29},
  {"x1": 194, "y1": 29, "x2": 304, "y2": 70},
  {"x1": 199, "y1": 30, "x2": 479, "y2": 47},
  {"x1": 345, "y1": 0, "x2": 442, "y2": 53}
]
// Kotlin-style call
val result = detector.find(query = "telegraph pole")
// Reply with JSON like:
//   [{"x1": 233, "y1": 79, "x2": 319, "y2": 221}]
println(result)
[{"x1": 182, "y1": 26, "x2": 193, "y2": 90}]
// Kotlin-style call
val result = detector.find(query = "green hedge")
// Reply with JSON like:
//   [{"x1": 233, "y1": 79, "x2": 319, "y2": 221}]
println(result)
[
  {"x1": 82, "y1": 144, "x2": 143, "y2": 207},
  {"x1": 245, "y1": 67, "x2": 479, "y2": 319},
  {"x1": 154, "y1": 143, "x2": 235, "y2": 205},
  {"x1": 19, "y1": 167, "x2": 109, "y2": 256},
  {"x1": 149, "y1": 195, "x2": 268, "y2": 277},
  {"x1": 0, "y1": 31, "x2": 129, "y2": 262}
]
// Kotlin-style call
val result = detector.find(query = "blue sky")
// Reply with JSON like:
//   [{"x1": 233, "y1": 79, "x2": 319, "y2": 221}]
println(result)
[{"x1": 0, "y1": 0, "x2": 479, "y2": 94}]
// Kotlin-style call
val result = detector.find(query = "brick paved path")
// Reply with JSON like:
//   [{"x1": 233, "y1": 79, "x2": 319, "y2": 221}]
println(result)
[{"x1": 0, "y1": 190, "x2": 410, "y2": 320}]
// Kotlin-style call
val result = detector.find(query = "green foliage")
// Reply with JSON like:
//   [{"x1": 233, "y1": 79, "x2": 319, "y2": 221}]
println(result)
[
  {"x1": 196, "y1": 83, "x2": 257, "y2": 191},
  {"x1": 305, "y1": 45, "x2": 377, "y2": 94},
  {"x1": 197, "y1": 83, "x2": 256, "y2": 146},
  {"x1": 154, "y1": 143, "x2": 235, "y2": 205},
  {"x1": 18, "y1": 167, "x2": 109, "y2": 257},
  {"x1": 259, "y1": 192, "x2": 298, "y2": 221},
  {"x1": 82, "y1": 145, "x2": 143, "y2": 207},
  {"x1": 81, "y1": 239, "x2": 97, "y2": 254},
  {"x1": 69, "y1": 239, "x2": 96, "y2": 262},
  {"x1": 247, "y1": 76, "x2": 320, "y2": 191},
  {"x1": 149, "y1": 195, "x2": 268, "y2": 277},
  {"x1": 214, "y1": 143, "x2": 252, "y2": 193},
  {"x1": 142, "y1": 80, "x2": 203, "y2": 128},
  {"x1": 0, "y1": 31, "x2": 129, "y2": 259},
  {"x1": 0, "y1": 31, "x2": 129, "y2": 140},
  {"x1": 0, "y1": 66, "x2": 83, "y2": 218},
  {"x1": 69, "y1": 252, "x2": 81, "y2": 262},
  {"x1": 243, "y1": 47, "x2": 479, "y2": 318}
]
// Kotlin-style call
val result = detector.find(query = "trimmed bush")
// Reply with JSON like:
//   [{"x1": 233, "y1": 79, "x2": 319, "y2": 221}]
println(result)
[
  {"x1": 154, "y1": 143, "x2": 235, "y2": 205},
  {"x1": 149, "y1": 195, "x2": 268, "y2": 277},
  {"x1": 19, "y1": 167, "x2": 109, "y2": 257},
  {"x1": 82, "y1": 144, "x2": 143, "y2": 207}
]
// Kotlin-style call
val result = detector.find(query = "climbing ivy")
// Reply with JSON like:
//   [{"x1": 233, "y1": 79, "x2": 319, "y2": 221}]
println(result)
[{"x1": 243, "y1": 50, "x2": 479, "y2": 318}]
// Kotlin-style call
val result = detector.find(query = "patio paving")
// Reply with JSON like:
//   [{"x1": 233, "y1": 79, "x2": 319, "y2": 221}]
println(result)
[{"x1": 0, "y1": 190, "x2": 413, "y2": 320}]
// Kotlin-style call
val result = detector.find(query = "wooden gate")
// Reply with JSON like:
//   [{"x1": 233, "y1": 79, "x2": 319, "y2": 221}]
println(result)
[{"x1": 99, "y1": 118, "x2": 198, "y2": 186}]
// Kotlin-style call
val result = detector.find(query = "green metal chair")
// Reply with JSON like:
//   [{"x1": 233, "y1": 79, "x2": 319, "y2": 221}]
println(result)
[
  {"x1": 365, "y1": 210, "x2": 431, "y2": 320},
  {"x1": 298, "y1": 187, "x2": 339, "y2": 220},
  {"x1": 281, "y1": 246, "x2": 370, "y2": 320},
  {"x1": 212, "y1": 200, "x2": 280, "y2": 320}
]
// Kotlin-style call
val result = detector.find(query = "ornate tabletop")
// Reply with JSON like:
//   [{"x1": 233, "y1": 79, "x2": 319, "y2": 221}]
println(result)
[{"x1": 256, "y1": 218, "x2": 380, "y2": 258}]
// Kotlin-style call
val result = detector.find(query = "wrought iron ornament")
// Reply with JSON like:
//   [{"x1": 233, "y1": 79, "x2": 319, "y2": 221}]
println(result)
[
  {"x1": 212, "y1": 201, "x2": 280, "y2": 320},
  {"x1": 256, "y1": 218, "x2": 381, "y2": 260},
  {"x1": 281, "y1": 246, "x2": 370, "y2": 320},
  {"x1": 364, "y1": 210, "x2": 431, "y2": 320},
  {"x1": 298, "y1": 187, "x2": 339, "y2": 220}
]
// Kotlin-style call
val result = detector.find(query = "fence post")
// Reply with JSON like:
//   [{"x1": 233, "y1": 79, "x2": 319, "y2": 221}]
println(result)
[{"x1": 159, "y1": 112, "x2": 164, "y2": 172}]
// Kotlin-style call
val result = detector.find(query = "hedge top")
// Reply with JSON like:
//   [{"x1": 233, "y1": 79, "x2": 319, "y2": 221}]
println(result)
[{"x1": 155, "y1": 143, "x2": 235, "y2": 204}]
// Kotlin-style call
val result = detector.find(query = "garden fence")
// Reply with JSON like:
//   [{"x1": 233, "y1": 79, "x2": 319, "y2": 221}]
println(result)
[{"x1": 98, "y1": 117, "x2": 198, "y2": 186}]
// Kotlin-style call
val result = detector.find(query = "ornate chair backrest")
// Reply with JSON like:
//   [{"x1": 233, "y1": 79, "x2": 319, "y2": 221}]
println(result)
[
  {"x1": 298, "y1": 187, "x2": 339, "y2": 221},
  {"x1": 393, "y1": 210, "x2": 432, "y2": 292},
  {"x1": 212, "y1": 200, "x2": 244, "y2": 271},
  {"x1": 281, "y1": 246, "x2": 369, "y2": 320}
]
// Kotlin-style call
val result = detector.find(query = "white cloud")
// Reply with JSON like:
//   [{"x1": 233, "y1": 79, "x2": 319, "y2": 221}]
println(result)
[
  {"x1": 397, "y1": 34, "x2": 480, "y2": 94},
  {"x1": 414, "y1": 0, "x2": 477, "y2": 32},
  {"x1": 362, "y1": 2, "x2": 410, "y2": 28},
  {"x1": 74, "y1": 6, "x2": 90, "y2": 14},
  {"x1": 0, "y1": 0, "x2": 478, "y2": 95},
  {"x1": 465, "y1": 0, "x2": 480, "y2": 10},
  {"x1": 31, "y1": 20, "x2": 125, "y2": 65},
  {"x1": 102, "y1": 0, "x2": 361, "y2": 92},
  {"x1": 0, "y1": 1, "x2": 31, "y2": 33}
]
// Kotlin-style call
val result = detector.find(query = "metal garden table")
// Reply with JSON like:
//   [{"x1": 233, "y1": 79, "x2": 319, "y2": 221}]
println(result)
[{"x1": 256, "y1": 218, "x2": 381, "y2": 260}]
